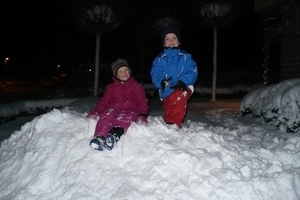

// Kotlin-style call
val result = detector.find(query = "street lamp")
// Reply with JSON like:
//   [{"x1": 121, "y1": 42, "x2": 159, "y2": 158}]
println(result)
[
  {"x1": 5, "y1": 57, "x2": 9, "y2": 67},
  {"x1": 4, "y1": 57, "x2": 9, "y2": 78}
]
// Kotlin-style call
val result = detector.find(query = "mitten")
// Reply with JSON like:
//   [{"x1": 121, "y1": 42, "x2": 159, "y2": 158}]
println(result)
[
  {"x1": 137, "y1": 113, "x2": 148, "y2": 125},
  {"x1": 160, "y1": 77, "x2": 172, "y2": 92},
  {"x1": 170, "y1": 80, "x2": 187, "y2": 91}
]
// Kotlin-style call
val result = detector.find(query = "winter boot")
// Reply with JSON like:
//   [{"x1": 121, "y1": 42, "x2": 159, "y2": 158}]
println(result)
[
  {"x1": 90, "y1": 136, "x2": 105, "y2": 151},
  {"x1": 103, "y1": 127, "x2": 124, "y2": 150},
  {"x1": 103, "y1": 134, "x2": 116, "y2": 151}
]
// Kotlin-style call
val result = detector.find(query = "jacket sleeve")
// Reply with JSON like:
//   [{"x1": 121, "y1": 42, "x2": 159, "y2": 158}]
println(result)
[
  {"x1": 179, "y1": 54, "x2": 198, "y2": 86},
  {"x1": 150, "y1": 57, "x2": 166, "y2": 90}
]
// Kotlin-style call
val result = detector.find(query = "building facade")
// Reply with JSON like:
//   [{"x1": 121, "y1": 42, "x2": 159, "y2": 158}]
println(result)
[{"x1": 255, "y1": 0, "x2": 300, "y2": 81}]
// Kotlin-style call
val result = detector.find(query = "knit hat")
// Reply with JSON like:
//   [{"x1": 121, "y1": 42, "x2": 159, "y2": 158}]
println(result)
[
  {"x1": 161, "y1": 26, "x2": 181, "y2": 45},
  {"x1": 111, "y1": 58, "x2": 130, "y2": 77}
]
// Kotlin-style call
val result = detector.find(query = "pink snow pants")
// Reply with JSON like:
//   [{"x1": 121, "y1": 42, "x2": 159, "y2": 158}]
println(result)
[{"x1": 94, "y1": 109, "x2": 136, "y2": 137}]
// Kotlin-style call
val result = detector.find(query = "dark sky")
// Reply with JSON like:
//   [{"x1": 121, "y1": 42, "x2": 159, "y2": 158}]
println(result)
[
  {"x1": 1, "y1": 1, "x2": 95, "y2": 78},
  {"x1": 1, "y1": 0, "x2": 263, "y2": 79}
]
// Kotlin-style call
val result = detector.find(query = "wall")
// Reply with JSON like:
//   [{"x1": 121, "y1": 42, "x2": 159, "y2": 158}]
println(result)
[{"x1": 280, "y1": 0, "x2": 300, "y2": 80}]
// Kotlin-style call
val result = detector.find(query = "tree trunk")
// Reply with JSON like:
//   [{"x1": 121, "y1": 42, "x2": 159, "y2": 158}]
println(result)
[
  {"x1": 211, "y1": 27, "x2": 217, "y2": 101},
  {"x1": 263, "y1": 20, "x2": 270, "y2": 85},
  {"x1": 93, "y1": 33, "x2": 101, "y2": 96}
]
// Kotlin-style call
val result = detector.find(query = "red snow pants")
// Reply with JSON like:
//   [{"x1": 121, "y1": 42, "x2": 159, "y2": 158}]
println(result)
[{"x1": 162, "y1": 88, "x2": 192, "y2": 128}]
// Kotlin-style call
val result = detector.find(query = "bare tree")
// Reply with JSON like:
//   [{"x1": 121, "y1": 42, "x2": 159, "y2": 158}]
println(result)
[
  {"x1": 149, "y1": 0, "x2": 194, "y2": 37},
  {"x1": 64, "y1": 0, "x2": 134, "y2": 96},
  {"x1": 191, "y1": 0, "x2": 250, "y2": 101}
]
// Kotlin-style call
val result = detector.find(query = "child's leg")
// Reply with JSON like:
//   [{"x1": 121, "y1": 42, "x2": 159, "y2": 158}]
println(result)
[
  {"x1": 163, "y1": 88, "x2": 192, "y2": 128},
  {"x1": 111, "y1": 110, "x2": 136, "y2": 132},
  {"x1": 103, "y1": 127, "x2": 124, "y2": 150},
  {"x1": 163, "y1": 96, "x2": 172, "y2": 123},
  {"x1": 103, "y1": 111, "x2": 135, "y2": 150},
  {"x1": 94, "y1": 109, "x2": 118, "y2": 137},
  {"x1": 109, "y1": 127, "x2": 124, "y2": 142},
  {"x1": 91, "y1": 109, "x2": 134, "y2": 151}
]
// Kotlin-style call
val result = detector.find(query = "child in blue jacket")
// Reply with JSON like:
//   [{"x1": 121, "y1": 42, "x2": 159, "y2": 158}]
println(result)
[{"x1": 150, "y1": 27, "x2": 198, "y2": 128}]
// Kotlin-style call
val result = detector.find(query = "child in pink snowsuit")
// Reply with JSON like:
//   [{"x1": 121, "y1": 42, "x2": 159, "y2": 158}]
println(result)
[{"x1": 87, "y1": 58, "x2": 149, "y2": 151}]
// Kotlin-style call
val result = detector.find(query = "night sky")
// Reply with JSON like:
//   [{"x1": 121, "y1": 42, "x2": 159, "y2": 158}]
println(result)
[{"x1": 1, "y1": 0, "x2": 263, "y2": 80}]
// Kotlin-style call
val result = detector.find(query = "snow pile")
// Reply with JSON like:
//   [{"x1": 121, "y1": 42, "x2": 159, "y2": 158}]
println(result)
[
  {"x1": 1, "y1": 108, "x2": 300, "y2": 200},
  {"x1": 240, "y1": 78, "x2": 300, "y2": 132}
]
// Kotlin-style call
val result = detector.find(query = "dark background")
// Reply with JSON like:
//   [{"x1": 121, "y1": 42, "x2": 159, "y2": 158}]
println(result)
[{"x1": 1, "y1": 0, "x2": 264, "y2": 82}]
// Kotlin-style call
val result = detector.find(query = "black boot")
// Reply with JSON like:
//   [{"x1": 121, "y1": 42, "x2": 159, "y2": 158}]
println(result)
[
  {"x1": 110, "y1": 127, "x2": 124, "y2": 142},
  {"x1": 103, "y1": 127, "x2": 124, "y2": 150}
]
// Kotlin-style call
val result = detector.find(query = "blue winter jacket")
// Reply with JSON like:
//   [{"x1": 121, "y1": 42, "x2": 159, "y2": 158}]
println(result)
[{"x1": 151, "y1": 47, "x2": 198, "y2": 99}]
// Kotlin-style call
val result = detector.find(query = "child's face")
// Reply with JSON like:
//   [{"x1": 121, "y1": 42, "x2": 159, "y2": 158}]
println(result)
[
  {"x1": 116, "y1": 66, "x2": 131, "y2": 82},
  {"x1": 163, "y1": 33, "x2": 180, "y2": 48}
]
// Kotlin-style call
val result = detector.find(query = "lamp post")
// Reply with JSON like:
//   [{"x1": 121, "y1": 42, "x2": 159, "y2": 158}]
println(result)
[
  {"x1": 5, "y1": 57, "x2": 9, "y2": 66},
  {"x1": 4, "y1": 57, "x2": 9, "y2": 78}
]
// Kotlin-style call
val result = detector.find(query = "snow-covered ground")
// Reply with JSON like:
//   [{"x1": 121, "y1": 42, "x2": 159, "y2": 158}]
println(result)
[{"x1": 0, "y1": 79, "x2": 300, "y2": 200}]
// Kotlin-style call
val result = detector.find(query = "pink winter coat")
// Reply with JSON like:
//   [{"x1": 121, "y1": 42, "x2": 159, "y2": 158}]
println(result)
[
  {"x1": 92, "y1": 77, "x2": 149, "y2": 115},
  {"x1": 88, "y1": 77, "x2": 149, "y2": 137}
]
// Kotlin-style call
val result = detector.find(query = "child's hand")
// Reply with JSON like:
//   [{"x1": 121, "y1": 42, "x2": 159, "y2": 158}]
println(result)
[
  {"x1": 161, "y1": 77, "x2": 172, "y2": 92},
  {"x1": 171, "y1": 80, "x2": 187, "y2": 91}
]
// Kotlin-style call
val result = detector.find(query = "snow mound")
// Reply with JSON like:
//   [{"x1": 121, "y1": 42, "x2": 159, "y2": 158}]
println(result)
[
  {"x1": 1, "y1": 108, "x2": 300, "y2": 199},
  {"x1": 240, "y1": 78, "x2": 300, "y2": 132}
]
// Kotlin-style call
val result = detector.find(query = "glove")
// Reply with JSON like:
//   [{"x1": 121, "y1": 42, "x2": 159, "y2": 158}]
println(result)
[
  {"x1": 160, "y1": 77, "x2": 172, "y2": 92},
  {"x1": 170, "y1": 80, "x2": 187, "y2": 91},
  {"x1": 137, "y1": 113, "x2": 148, "y2": 125}
]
